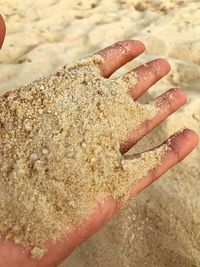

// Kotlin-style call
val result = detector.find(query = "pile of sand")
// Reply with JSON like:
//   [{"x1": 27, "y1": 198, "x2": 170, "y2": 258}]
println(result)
[
  {"x1": 0, "y1": 54, "x2": 167, "y2": 254},
  {"x1": 0, "y1": 0, "x2": 199, "y2": 266}
]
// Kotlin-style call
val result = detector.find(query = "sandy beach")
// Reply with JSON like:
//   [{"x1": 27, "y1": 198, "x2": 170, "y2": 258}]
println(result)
[{"x1": 0, "y1": 0, "x2": 200, "y2": 266}]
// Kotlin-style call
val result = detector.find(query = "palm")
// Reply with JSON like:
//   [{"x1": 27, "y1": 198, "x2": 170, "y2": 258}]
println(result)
[{"x1": 0, "y1": 16, "x2": 198, "y2": 267}]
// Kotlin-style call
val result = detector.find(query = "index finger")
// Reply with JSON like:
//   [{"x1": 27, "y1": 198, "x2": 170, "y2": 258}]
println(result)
[
  {"x1": 96, "y1": 40, "x2": 145, "y2": 78},
  {"x1": 0, "y1": 15, "x2": 6, "y2": 49}
]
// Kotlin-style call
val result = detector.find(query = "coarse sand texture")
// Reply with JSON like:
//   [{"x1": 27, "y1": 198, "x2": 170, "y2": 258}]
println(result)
[
  {"x1": 0, "y1": 0, "x2": 200, "y2": 266},
  {"x1": 0, "y1": 56, "x2": 166, "y2": 253}
]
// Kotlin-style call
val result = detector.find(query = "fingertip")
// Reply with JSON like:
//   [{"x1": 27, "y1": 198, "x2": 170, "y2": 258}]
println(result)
[
  {"x1": 186, "y1": 128, "x2": 199, "y2": 144},
  {"x1": 167, "y1": 87, "x2": 187, "y2": 105},
  {"x1": 113, "y1": 39, "x2": 145, "y2": 56},
  {"x1": 96, "y1": 39, "x2": 146, "y2": 78},
  {"x1": 154, "y1": 87, "x2": 187, "y2": 114},
  {"x1": 153, "y1": 58, "x2": 171, "y2": 76},
  {"x1": 176, "y1": 128, "x2": 199, "y2": 147},
  {"x1": 128, "y1": 39, "x2": 145, "y2": 52},
  {"x1": 119, "y1": 39, "x2": 145, "y2": 46},
  {"x1": 156, "y1": 58, "x2": 171, "y2": 67},
  {"x1": 166, "y1": 128, "x2": 199, "y2": 162}
]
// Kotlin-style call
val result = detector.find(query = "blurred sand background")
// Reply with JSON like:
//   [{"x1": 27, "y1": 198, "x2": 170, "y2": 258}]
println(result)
[{"x1": 0, "y1": 0, "x2": 200, "y2": 266}]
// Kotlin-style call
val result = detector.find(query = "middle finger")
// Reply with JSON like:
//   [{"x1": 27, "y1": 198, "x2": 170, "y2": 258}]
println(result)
[{"x1": 119, "y1": 58, "x2": 171, "y2": 100}]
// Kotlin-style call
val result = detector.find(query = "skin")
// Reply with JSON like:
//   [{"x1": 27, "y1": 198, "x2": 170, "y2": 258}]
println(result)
[{"x1": 0, "y1": 15, "x2": 199, "y2": 267}]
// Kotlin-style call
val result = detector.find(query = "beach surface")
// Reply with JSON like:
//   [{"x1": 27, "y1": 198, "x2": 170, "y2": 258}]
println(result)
[{"x1": 0, "y1": 0, "x2": 200, "y2": 266}]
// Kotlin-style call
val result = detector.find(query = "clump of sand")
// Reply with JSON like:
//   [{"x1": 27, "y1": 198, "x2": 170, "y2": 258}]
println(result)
[{"x1": 0, "y1": 55, "x2": 166, "y2": 254}]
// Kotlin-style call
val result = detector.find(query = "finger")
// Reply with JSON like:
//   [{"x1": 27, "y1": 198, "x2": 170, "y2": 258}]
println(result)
[
  {"x1": 126, "y1": 58, "x2": 171, "y2": 99},
  {"x1": 121, "y1": 88, "x2": 187, "y2": 154},
  {"x1": 96, "y1": 40, "x2": 145, "y2": 78},
  {"x1": 0, "y1": 15, "x2": 6, "y2": 49},
  {"x1": 128, "y1": 128, "x2": 199, "y2": 197}
]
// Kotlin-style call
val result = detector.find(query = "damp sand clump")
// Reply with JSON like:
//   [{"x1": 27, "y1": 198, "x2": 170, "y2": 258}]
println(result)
[{"x1": 0, "y1": 56, "x2": 166, "y2": 253}]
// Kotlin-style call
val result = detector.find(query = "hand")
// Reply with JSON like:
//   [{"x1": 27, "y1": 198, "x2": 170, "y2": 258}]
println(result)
[{"x1": 0, "y1": 17, "x2": 198, "y2": 267}]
